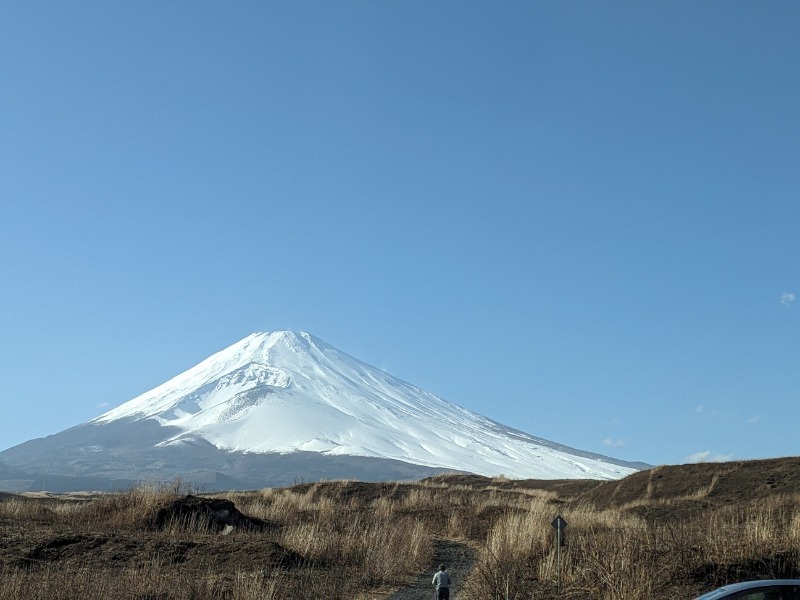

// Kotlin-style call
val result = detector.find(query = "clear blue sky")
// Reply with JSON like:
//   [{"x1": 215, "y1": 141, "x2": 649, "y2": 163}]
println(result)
[{"x1": 2, "y1": 1, "x2": 798, "y2": 468}]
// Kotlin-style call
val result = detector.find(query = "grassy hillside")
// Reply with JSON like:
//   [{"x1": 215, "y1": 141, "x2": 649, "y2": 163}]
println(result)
[{"x1": 2, "y1": 458, "x2": 800, "y2": 599}]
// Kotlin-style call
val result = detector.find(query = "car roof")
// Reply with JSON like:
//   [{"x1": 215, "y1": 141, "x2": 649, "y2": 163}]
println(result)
[{"x1": 696, "y1": 579, "x2": 800, "y2": 599}]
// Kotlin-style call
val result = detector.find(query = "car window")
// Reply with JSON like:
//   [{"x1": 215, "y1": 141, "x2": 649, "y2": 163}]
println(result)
[
  {"x1": 731, "y1": 592, "x2": 766, "y2": 600},
  {"x1": 728, "y1": 590, "x2": 768, "y2": 600}
]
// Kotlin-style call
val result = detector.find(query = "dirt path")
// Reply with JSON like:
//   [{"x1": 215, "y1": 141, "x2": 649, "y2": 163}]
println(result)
[{"x1": 387, "y1": 538, "x2": 476, "y2": 600}]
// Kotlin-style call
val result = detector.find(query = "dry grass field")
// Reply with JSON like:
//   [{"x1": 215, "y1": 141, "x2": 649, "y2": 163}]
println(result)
[{"x1": 2, "y1": 457, "x2": 800, "y2": 599}]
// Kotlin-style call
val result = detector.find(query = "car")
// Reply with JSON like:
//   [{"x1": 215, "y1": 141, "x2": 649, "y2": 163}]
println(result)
[{"x1": 694, "y1": 579, "x2": 800, "y2": 599}]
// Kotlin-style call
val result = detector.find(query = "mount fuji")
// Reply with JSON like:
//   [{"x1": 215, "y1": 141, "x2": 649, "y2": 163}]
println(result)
[{"x1": 0, "y1": 331, "x2": 645, "y2": 491}]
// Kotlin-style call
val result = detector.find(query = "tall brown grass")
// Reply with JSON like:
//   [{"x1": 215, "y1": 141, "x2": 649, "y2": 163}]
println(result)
[
  {"x1": 3, "y1": 479, "x2": 800, "y2": 599},
  {"x1": 462, "y1": 494, "x2": 800, "y2": 599}
]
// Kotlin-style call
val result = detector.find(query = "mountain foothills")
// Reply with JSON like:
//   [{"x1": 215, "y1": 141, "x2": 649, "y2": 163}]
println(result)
[{"x1": 0, "y1": 332, "x2": 645, "y2": 491}]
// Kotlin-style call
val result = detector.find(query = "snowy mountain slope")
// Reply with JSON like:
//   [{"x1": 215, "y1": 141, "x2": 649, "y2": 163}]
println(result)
[{"x1": 87, "y1": 331, "x2": 640, "y2": 480}]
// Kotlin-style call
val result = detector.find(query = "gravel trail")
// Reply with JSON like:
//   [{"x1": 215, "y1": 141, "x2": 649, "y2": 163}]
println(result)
[{"x1": 387, "y1": 538, "x2": 476, "y2": 600}]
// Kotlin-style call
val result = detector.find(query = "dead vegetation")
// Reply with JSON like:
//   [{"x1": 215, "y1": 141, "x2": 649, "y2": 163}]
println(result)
[{"x1": 1, "y1": 457, "x2": 800, "y2": 599}]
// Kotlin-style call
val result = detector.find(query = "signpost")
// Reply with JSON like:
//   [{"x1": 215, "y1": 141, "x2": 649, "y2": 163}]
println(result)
[{"x1": 551, "y1": 515, "x2": 568, "y2": 594}]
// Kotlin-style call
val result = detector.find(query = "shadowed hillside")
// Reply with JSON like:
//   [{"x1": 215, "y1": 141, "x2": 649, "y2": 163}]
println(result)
[{"x1": 576, "y1": 457, "x2": 800, "y2": 520}]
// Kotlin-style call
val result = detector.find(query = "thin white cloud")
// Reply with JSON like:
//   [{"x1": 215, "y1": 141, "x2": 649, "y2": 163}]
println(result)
[
  {"x1": 781, "y1": 292, "x2": 795, "y2": 307},
  {"x1": 694, "y1": 405, "x2": 704, "y2": 414},
  {"x1": 747, "y1": 415, "x2": 761, "y2": 424},
  {"x1": 96, "y1": 402, "x2": 109, "y2": 408},
  {"x1": 602, "y1": 438, "x2": 625, "y2": 448},
  {"x1": 686, "y1": 451, "x2": 710, "y2": 463},
  {"x1": 686, "y1": 451, "x2": 734, "y2": 464}
]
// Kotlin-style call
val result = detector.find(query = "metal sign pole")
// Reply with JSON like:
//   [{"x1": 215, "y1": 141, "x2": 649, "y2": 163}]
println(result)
[
  {"x1": 551, "y1": 516, "x2": 568, "y2": 595},
  {"x1": 557, "y1": 521, "x2": 562, "y2": 593}
]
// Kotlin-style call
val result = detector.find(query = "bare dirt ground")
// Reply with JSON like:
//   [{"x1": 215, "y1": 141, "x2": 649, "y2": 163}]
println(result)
[
  {"x1": 387, "y1": 538, "x2": 476, "y2": 600},
  {"x1": 0, "y1": 515, "x2": 303, "y2": 578}
]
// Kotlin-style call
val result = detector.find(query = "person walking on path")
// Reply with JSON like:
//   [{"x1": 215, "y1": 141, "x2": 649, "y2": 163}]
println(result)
[{"x1": 432, "y1": 564, "x2": 451, "y2": 600}]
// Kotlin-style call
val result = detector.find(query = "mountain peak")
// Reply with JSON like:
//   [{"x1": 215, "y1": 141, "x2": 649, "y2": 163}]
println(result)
[
  {"x1": 87, "y1": 332, "x2": 640, "y2": 480},
  {"x1": 237, "y1": 331, "x2": 324, "y2": 357}
]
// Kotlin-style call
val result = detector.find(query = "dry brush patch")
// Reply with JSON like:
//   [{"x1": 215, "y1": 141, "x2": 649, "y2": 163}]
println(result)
[
  {"x1": 3, "y1": 471, "x2": 800, "y2": 599},
  {"x1": 460, "y1": 491, "x2": 800, "y2": 599},
  {"x1": 0, "y1": 481, "x2": 441, "y2": 599}
]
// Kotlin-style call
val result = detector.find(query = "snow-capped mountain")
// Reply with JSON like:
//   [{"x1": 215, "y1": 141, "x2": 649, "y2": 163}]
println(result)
[{"x1": 0, "y1": 332, "x2": 644, "y2": 491}]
